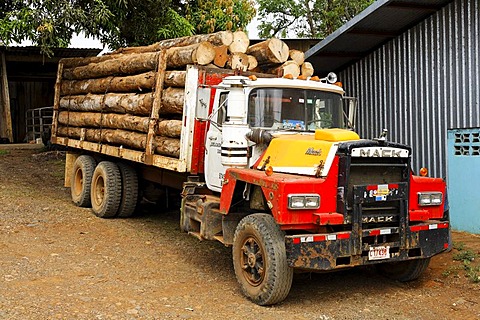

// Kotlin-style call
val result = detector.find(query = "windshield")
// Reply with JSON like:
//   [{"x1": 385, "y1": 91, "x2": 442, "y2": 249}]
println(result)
[{"x1": 247, "y1": 88, "x2": 345, "y2": 131}]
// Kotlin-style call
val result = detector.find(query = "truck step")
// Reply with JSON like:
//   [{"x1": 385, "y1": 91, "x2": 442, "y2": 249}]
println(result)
[
  {"x1": 213, "y1": 235, "x2": 225, "y2": 244},
  {"x1": 188, "y1": 231, "x2": 203, "y2": 241}
]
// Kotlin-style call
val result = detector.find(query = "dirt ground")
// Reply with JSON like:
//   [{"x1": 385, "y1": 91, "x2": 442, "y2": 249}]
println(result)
[{"x1": 0, "y1": 147, "x2": 479, "y2": 320}]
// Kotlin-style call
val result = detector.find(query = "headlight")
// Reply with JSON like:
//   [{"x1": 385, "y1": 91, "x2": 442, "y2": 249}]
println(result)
[
  {"x1": 288, "y1": 194, "x2": 320, "y2": 210},
  {"x1": 418, "y1": 192, "x2": 443, "y2": 206}
]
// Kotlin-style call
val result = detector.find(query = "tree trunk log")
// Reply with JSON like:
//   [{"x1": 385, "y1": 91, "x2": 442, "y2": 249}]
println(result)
[
  {"x1": 59, "y1": 93, "x2": 154, "y2": 116},
  {"x1": 111, "y1": 31, "x2": 234, "y2": 55},
  {"x1": 154, "y1": 136, "x2": 181, "y2": 157},
  {"x1": 301, "y1": 62, "x2": 314, "y2": 77},
  {"x1": 57, "y1": 126, "x2": 180, "y2": 157},
  {"x1": 58, "y1": 111, "x2": 182, "y2": 137},
  {"x1": 63, "y1": 52, "x2": 160, "y2": 80},
  {"x1": 227, "y1": 53, "x2": 249, "y2": 71},
  {"x1": 58, "y1": 111, "x2": 149, "y2": 132},
  {"x1": 164, "y1": 70, "x2": 186, "y2": 87},
  {"x1": 213, "y1": 45, "x2": 229, "y2": 67},
  {"x1": 59, "y1": 89, "x2": 185, "y2": 116},
  {"x1": 229, "y1": 31, "x2": 249, "y2": 53},
  {"x1": 266, "y1": 61, "x2": 300, "y2": 77},
  {"x1": 194, "y1": 42, "x2": 216, "y2": 65},
  {"x1": 60, "y1": 71, "x2": 156, "y2": 95},
  {"x1": 156, "y1": 119, "x2": 182, "y2": 138},
  {"x1": 57, "y1": 126, "x2": 147, "y2": 150},
  {"x1": 246, "y1": 38, "x2": 289, "y2": 65},
  {"x1": 247, "y1": 55, "x2": 258, "y2": 71},
  {"x1": 160, "y1": 87, "x2": 184, "y2": 114},
  {"x1": 166, "y1": 43, "x2": 198, "y2": 68},
  {"x1": 289, "y1": 49, "x2": 305, "y2": 66}
]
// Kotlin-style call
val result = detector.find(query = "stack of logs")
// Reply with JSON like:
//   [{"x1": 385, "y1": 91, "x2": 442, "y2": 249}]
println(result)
[{"x1": 55, "y1": 30, "x2": 315, "y2": 158}]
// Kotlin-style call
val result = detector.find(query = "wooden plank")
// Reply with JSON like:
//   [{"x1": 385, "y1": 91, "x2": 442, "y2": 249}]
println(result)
[
  {"x1": 55, "y1": 136, "x2": 186, "y2": 172},
  {"x1": 0, "y1": 52, "x2": 13, "y2": 142},
  {"x1": 64, "y1": 152, "x2": 79, "y2": 187},
  {"x1": 152, "y1": 155, "x2": 187, "y2": 172},
  {"x1": 51, "y1": 62, "x2": 64, "y2": 142},
  {"x1": 145, "y1": 50, "x2": 167, "y2": 163}
]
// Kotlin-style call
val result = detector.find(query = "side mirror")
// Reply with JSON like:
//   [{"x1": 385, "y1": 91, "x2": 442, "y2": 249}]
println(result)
[{"x1": 343, "y1": 97, "x2": 357, "y2": 130}]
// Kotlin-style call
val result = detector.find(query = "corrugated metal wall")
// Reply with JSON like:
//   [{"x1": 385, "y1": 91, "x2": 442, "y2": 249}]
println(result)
[{"x1": 340, "y1": 0, "x2": 479, "y2": 178}]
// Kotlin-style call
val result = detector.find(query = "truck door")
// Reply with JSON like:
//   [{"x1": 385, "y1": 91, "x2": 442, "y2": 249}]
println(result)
[{"x1": 204, "y1": 91, "x2": 228, "y2": 192}]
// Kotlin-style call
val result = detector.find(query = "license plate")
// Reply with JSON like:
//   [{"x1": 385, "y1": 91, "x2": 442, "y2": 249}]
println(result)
[{"x1": 368, "y1": 246, "x2": 390, "y2": 260}]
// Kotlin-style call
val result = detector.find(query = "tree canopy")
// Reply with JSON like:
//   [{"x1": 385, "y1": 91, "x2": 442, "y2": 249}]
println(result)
[
  {"x1": 0, "y1": 0, "x2": 255, "y2": 55},
  {"x1": 257, "y1": 0, "x2": 374, "y2": 39}
]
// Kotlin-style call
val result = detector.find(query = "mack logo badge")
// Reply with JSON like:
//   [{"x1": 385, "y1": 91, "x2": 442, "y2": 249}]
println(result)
[
  {"x1": 305, "y1": 147, "x2": 322, "y2": 156},
  {"x1": 361, "y1": 149, "x2": 401, "y2": 157},
  {"x1": 363, "y1": 216, "x2": 395, "y2": 223},
  {"x1": 351, "y1": 147, "x2": 408, "y2": 158}
]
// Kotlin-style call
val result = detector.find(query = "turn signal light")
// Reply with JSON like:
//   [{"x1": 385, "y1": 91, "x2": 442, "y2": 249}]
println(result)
[
  {"x1": 419, "y1": 167, "x2": 428, "y2": 176},
  {"x1": 248, "y1": 75, "x2": 257, "y2": 81},
  {"x1": 265, "y1": 166, "x2": 274, "y2": 176},
  {"x1": 334, "y1": 81, "x2": 343, "y2": 87}
]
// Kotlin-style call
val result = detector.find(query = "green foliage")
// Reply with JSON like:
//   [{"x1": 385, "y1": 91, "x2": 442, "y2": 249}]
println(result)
[
  {"x1": 0, "y1": 0, "x2": 255, "y2": 56},
  {"x1": 443, "y1": 242, "x2": 480, "y2": 283},
  {"x1": 186, "y1": 0, "x2": 256, "y2": 34},
  {"x1": 453, "y1": 241, "x2": 466, "y2": 251},
  {"x1": 453, "y1": 249, "x2": 477, "y2": 263},
  {"x1": 257, "y1": 0, "x2": 374, "y2": 39},
  {"x1": 0, "y1": 149, "x2": 9, "y2": 156},
  {"x1": 157, "y1": 8, "x2": 195, "y2": 40}
]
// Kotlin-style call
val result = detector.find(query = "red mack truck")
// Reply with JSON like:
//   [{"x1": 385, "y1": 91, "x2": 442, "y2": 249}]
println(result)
[{"x1": 52, "y1": 59, "x2": 450, "y2": 305}]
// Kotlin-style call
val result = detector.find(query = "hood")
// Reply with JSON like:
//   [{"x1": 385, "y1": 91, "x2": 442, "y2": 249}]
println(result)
[{"x1": 256, "y1": 129, "x2": 360, "y2": 176}]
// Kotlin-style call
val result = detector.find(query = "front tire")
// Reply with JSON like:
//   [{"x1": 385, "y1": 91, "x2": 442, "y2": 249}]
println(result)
[
  {"x1": 376, "y1": 258, "x2": 431, "y2": 282},
  {"x1": 91, "y1": 161, "x2": 121, "y2": 218},
  {"x1": 71, "y1": 155, "x2": 96, "y2": 207},
  {"x1": 232, "y1": 214, "x2": 293, "y2": 305}
]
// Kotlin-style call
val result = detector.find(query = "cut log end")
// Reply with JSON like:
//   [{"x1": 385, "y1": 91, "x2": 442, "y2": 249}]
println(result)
[
  {"x1": 229, "y1": 31, "x2": 250, "y2": 54},
  {"x1": 247, "y1": 38, "x2": 289, "y2": 65},
  {"x1": 195, "y1": 42, "x2": 216, "y2": 65},
  {"x1": 301, "y1": 62, "x2": 315, "y2": 77},
  {"x1": 227, "y1": 53, "x2": 249, "y2": 71},
  {"x1": 289, "y1": 49, "x2": 305, "y2": 66},
  {"x1": 213, "y1": 45, "x2": 229, "y2": 67}
]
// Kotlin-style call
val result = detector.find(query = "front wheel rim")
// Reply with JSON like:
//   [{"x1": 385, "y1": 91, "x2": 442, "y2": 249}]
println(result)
[{"x1": 239, "y1": 236, "x2": 265, "y2": 286}]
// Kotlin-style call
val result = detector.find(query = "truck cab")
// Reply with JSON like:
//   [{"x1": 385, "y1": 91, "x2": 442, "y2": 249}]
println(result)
[
  {"x1": 204, "y1": 75, "x2": 351, "y2": 190},
  {"x1": 181, "y1": 70, "x2": 450, "y2": 306}
]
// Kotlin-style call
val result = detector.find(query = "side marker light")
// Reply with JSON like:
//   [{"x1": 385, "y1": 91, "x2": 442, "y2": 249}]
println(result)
[
  {"x1": 265, "y1": 166, "x2": 274, "y2": 176},
  {"x1": 419, "y1": 167, "x2": 428, "y2": 177}
]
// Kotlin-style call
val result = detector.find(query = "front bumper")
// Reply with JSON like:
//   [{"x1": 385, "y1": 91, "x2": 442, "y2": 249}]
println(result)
[{"x1": 285, "y1": 222, "x2": 450, "y2": 270}]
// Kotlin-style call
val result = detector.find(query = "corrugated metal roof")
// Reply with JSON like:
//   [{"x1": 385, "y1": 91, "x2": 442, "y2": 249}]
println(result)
[
  {"x1": 305, "y1": 0, "x2": 455, "y2": 74},
  {"x1": 1, "y1": 46, "x2": 102, "y2": 62}
]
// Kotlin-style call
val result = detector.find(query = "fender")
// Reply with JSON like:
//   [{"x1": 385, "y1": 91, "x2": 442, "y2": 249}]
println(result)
[{"x1": 219, "y1": 157, "x2": 341, "y2": 229}]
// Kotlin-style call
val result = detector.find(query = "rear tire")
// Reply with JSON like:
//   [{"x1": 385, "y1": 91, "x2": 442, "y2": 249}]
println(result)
[
  {"x1": 116, "y1": 162, "x2": 139, "y2": 218},
  {"x1": 376, "y1": 258, "x2": 431, "y2": 282},
  {"x1": 232, "y1": 214, "x2": 293, "y2": 305},
  {"x1": 91, "y1": 161, "x2": 121, "y2": 218},
  {"x1": 71, "y1": 155, "x2": 96, "y2": 207}
]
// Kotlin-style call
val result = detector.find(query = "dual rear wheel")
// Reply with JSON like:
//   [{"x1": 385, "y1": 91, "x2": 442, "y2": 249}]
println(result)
[{"x1": 70, "y1": 155, "x2": 138, "y2": 218}]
